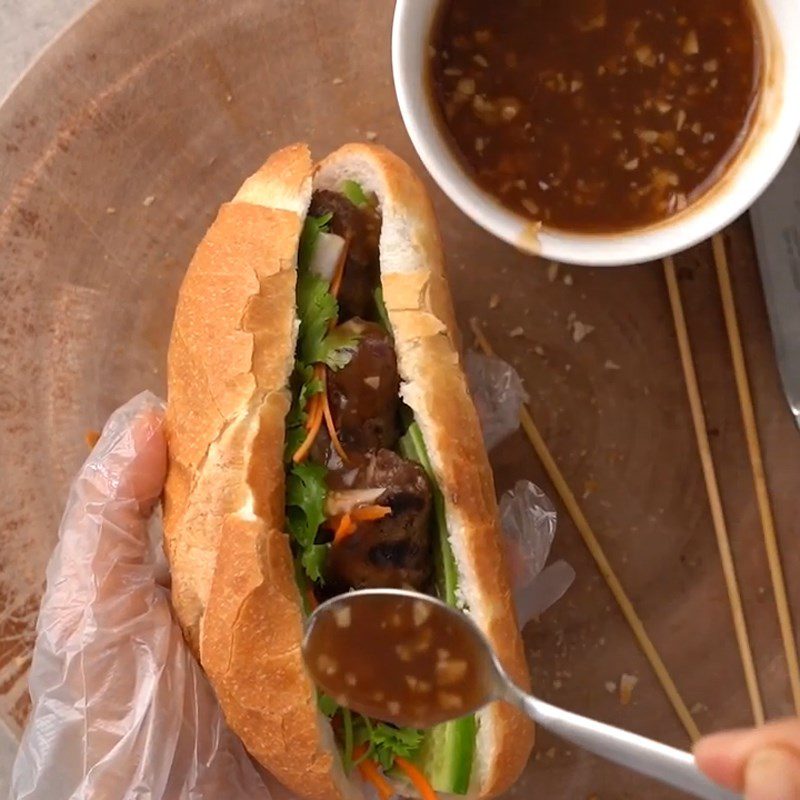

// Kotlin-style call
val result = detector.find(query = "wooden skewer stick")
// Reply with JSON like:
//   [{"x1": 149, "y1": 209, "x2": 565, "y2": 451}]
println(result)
[
  {"x1": 469, "y1": 318, "x2": 702, "y2": 742},
  {"x1": 712, "y1": 233, "x2": 800, "y2": 714},
  {"x1": 662, "y1": 256, "x2": 765, "y2": 725}
]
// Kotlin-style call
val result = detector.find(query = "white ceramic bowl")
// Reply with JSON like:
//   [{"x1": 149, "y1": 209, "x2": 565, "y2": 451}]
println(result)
[{"x1": 392, "y1": 0, "x2": 800, "y2": 266}]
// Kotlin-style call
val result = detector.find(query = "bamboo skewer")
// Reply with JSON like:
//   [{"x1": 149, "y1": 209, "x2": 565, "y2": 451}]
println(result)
[
  {"x1": 662, "y1": 256, "x2": 765, "y2": 726},
  {"x1": 470, "y1": 318, "x2": 702, "y2": 743},
  {"x1": 712, "y1": 233, "x2": 800, "y2": 714}
]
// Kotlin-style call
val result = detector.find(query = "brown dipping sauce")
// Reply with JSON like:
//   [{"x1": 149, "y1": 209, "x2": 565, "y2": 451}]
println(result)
[
  {"x1": 304, "y1": 592, "x2": 489, "y2": 729},
  {"x1": 429, "y1": 0, "x2": 762, "y2": 232}
]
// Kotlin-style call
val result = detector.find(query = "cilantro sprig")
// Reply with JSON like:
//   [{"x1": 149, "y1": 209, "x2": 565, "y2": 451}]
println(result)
[
  {"x1": 341, "y1": 179, "x2": 371, "y2": 207},
  {"x1": 359, "y1": 722, "x2": 424, "y2": 771},
  {"x1": 284, "y1": 214, "x2": 361, "y2": 582},
  {"x1": 318, "y1": 694, "x2": 424, "y2": 776}
]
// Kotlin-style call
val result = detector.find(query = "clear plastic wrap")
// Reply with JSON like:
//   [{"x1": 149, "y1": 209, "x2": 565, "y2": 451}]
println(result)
[
  {"x1": 10, "y1": 393, "x2": 271, "y2": 800},
  {"x1": 465, "y1": 350, "x2": 529, "y2": 452},
  {"x1": 500, "y1": 481, "x2": 575, "y2": 629},
  {"x1": 12, "y1": 359, "x2": 571, "y2": 798},
  {"x1": 468, "y1": 352, "x2": 574, "y2": 629}
]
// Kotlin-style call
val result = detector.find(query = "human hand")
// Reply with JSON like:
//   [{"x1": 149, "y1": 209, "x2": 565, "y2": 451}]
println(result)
[
  {"x1": 695, "y1": 719, "x2": 800, "y2": 800},
  {"x1": 10, "y1": 392, "x2": 274, "y2": 800}
]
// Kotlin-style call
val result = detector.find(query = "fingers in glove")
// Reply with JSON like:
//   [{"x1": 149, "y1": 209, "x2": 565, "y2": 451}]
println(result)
[{"x1": 39, "y1": 390, "x2": 166, "y2": 649}]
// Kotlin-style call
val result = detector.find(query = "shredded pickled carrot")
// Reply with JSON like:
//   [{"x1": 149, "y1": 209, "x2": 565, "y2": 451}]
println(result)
[
  {"x1": 332, "y1": 513, "x2": 357, "y2": 543},
  {"x1": 394, "y1": 757, "x2": 437, "y2": 800},
  {"x1": 293, "y1": 241, "x2": 351, "y2": 463},
  {"x1": 320, "y1": 239, "x2": 353, "y2": 463},
  {"x1": 321, "y1": 383, "x2": 348, "y2": 462},
  {"x1": 292, "y1": 366, "x2": 326, "y2": 463},
  {"x1": 329, "y1": 505, "x2": 391, "y2": 545},
  {"x1": 353, "y1": 745, "x2": 394, "y2": 800},
  {"x1": 293, "y1": 397, "x2": 323, "y2": 463},
  {"x1": 351, "y1": 505, "x2": 392, "y2": 523},
  {"x1": 304, "y1": 395, "x2": 323, "y2": 431}
]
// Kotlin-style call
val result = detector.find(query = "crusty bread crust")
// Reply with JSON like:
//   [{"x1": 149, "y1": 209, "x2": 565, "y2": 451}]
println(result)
[
  {"x1": 164, "y1": 143, "x2": 533, "y2": 800},
  {"x1": 165, "y1": 144, "x2": 357, "y2": 800}
]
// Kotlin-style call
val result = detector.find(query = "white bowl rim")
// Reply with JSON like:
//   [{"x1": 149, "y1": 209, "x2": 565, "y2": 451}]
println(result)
[{"x1": 392, "y1": 0, "x2": 800, "y2": 267}]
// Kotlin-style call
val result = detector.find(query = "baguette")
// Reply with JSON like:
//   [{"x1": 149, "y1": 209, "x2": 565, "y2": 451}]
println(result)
[{"x1": 164, "y1": 143, "x2": 534, "y2": 800}]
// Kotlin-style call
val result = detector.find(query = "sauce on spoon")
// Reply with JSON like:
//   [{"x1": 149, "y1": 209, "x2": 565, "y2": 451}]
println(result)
[{"x1": 302, "y1": 589, "x2": 491, "y2": 728}]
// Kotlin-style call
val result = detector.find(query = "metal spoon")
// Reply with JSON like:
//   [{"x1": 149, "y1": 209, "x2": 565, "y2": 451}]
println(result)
[{"x1": 302, "y1": 588, "x2": 738, "y2": 800}]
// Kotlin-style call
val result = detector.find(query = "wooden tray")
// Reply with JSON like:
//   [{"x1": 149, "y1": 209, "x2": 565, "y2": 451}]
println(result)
[{"x1": 1, "y1": 1, "x2": 798, "y2": 796}]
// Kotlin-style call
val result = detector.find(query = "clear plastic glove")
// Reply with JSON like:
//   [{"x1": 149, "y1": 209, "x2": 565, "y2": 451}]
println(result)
[
  {"x1": 466, "y1": 351, "x2": 574, "y2": 628},
  {"x1": 465, "y1": 350, "x2": 529, "y2": 452},
  {"x1": 499, "y1": 481, "x2": 575, "y2": 629},
  {"x1": 694, "y1": 719, "x2": 800, "y2": 800},
  {"x1": 10, "y1": 392, "x2": 272, "y2": 800}
]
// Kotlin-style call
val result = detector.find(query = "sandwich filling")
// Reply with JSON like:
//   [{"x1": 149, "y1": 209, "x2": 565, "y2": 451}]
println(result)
[{"x1": 284, "y1": 180, "x2": 475, "y2": 796}]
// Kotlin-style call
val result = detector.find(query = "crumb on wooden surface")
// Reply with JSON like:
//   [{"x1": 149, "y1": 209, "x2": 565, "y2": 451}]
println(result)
[
  {"x1": 85, "y1": 430, "x2": 101, "y2": 449},
  {"x1": 620, "y1": 673, "x2": 638, "y2": 705}
]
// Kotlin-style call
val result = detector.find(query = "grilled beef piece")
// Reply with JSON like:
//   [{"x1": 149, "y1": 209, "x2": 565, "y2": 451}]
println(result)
[
  {"x1": 308, "y1": 190, "x2": 381, "y2": 320},
  {"x1": 325, "y1": 449, "x2": 433, "y2": 592},
  {"x1": 326, "y1": 319, "x2": 400, "y2": 452}
]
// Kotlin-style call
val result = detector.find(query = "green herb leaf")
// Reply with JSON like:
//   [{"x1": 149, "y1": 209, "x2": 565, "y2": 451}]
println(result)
[
  {"x1": 341, "y1": 179, "x2": 370, "y2": 207},
  {"x1": 286, "y1": 461, "x2": 327, "y2": 549},
  {"x1": 370, "y1": 724, "x2": 424, "y2": 771},
  {"x1": 301, "y1": 543, "x2": 330, "y2": 583},
  {"x1": 284, "y1": 425, "x2": 307, "y2": 463},
  {"x1": 374, "y1": 286, "x2": 392, "y2": 334},
  {"x1": 298, "y1": 213, "x2": 333, "y2": 270},
  {"x1": 286, "y1": 462, "x2": 330, "y2": 582},
  {"x1": 353, "y1": 715, "x2": 374, "y2": 752},
  {"x1": 296, "y1": 271, "x2": 339, "y2": 366},
  {"x1": 284, "y1": 366, "x2": 325, "y2": 461},
  {"x1": 399, "y1": 422, "x2": 459, "y2": 605},
  {"x1": 319, "y1": 325, "x2": 361, "y2": 371},
  {"x1": 318, "y1": 693, "x2": 339, "y2": 718},
  {"x1": 342, "y1": 708, "x2": 355, "y2": 774}
]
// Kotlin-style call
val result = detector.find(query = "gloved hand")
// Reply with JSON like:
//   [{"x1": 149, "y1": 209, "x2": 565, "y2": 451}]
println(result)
[
  {"x1": 695, "y1": 720, "x2": 800, "y2": 800},
  {"x1": 7, "y1": 356, "x2": 543, "y2": 800},
  {"x1": 10, "y1": 392, "x2": 274, "y2": 800}
]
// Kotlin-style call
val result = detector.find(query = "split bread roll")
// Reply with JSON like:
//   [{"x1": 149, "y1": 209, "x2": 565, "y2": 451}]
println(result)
[{"x1": 164, "y1": 143, "x2": 534, "y2": 799}]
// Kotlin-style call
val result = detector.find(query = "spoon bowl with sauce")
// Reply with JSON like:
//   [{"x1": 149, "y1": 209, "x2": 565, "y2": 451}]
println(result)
[{"x1": 303, "y1": 589, "x2": 738, "y2": 800}]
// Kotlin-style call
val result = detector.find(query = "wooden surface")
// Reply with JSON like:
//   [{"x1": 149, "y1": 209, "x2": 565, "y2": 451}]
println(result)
[{"x1": 0, "y1": 1, "x2": 798, "y2": 796}]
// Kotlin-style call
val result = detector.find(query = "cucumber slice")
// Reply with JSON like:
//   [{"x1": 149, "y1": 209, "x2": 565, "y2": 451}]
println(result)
[
  {"x1": 399, "y1": 422, "x2": 476, "y2": 794},
  {"x1": 419, "y1": 715, "x2": 476, "y2": 794},
  {"x1": 398, "y1": 423, "x2": 458, "y2": 602}
]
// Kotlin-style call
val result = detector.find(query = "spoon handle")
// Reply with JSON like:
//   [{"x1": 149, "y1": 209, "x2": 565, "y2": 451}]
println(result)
[{"x1": 505, "y1": 687, "x2": 740, "y2": 799}]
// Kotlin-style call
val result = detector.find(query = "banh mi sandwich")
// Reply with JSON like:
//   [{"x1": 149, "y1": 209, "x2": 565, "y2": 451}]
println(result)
[{"x1": 164, "y1": 143, "x2": 534, "y2": 800}]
